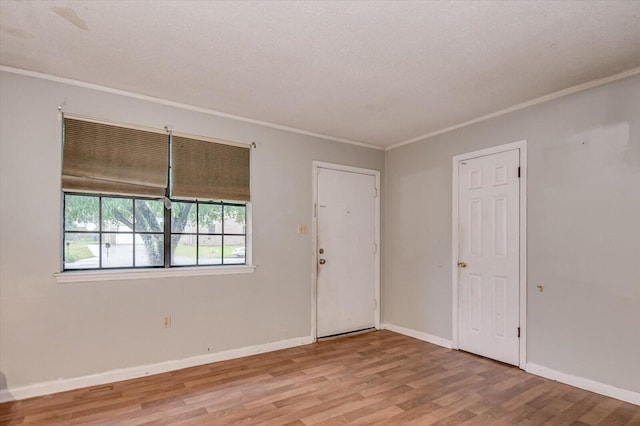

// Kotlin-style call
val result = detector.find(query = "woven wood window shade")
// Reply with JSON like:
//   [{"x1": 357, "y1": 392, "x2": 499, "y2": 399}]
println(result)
[
  {"x1": 62, "y1": 118, "x2": 168, "y2": 197},
  {"x1": 171, "y1": 135, "x2": 250, "y2": 202}
]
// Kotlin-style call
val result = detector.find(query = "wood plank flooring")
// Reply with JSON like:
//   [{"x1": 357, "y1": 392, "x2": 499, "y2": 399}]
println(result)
[{"x1": 1, "y1": 330, "x2": 638, "y2": 425}]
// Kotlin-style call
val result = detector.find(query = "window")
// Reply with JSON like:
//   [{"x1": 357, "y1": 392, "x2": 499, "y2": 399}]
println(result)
[
  {"x1": 61, "y1": 117, "x2": 250, "y2": 271},
  {"x1": 170, "y1": 201, "x2": 246, "y2": 266}
]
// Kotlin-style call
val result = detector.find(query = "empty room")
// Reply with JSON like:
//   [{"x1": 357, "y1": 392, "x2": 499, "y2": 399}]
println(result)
[{"x1": 0, "y1": 1, "x2": 639, "y2": 425}]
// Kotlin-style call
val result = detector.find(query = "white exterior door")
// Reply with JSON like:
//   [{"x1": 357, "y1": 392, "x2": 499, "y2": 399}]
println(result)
[
  {"x1": 457, "y1": 149, "x2": 520, "y2": 365},
  {"x1": 316, "y1": 166, "x2": 378, "y2": 338}
]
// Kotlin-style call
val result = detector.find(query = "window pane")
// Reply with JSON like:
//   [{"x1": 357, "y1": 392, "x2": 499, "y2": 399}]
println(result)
[
  {"x1": 65, "y1": 195, "x2": 99, "y2": 231},
  {"x1": 64, "y1": 233, "x2": 99, "y2": 269},
  {"x1": 102, "y1": 233, "x2": 133, "y2": 268},
  {"x1": 171, "y1": 202, "x2": 196, "y2": 233},
  {"x1": 198, "y1": 203, "x2": 222, "y2": 234},
  {"x1": 135, "y1": 234, "x2": 164, "y2": 266},
  {"x1": 171, "y1": 234, "x2": 196, "y2": 265},
  {"x1": 224, "y1": 205, "x2": 246, "y2": 234},
  {"x1": 223, "y1": 235, "x2": 246, "y2": 264},
  {"x1": 198, "y1": 235, "x2": 222, "y2": 265},
  {"x1": 63, "y1": 196, "x2": 249, "y2": 270},
  {"x1": 102, "y1": 197, "x2": 133, "y2": 232},
  {"x1": 135, "y1": 199, "x2": 164, "y2": 232}
]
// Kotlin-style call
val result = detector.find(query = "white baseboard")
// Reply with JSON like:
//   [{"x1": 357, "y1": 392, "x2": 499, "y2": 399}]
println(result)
[
  {"x1": 4, "y1": 333, "x2": 637, "y2": 407},
  {"x1": 381, "y1": 322, "x2": 453, "y2": 349},
  {"x1": 381, "y1": 324, "x2": 639, "y2": 406},
  {"x1": 526, "y1": 363, "x2": 640, "y2": 406},
  {"x1": 0, "y1": 335, "x2": 313, "y2": 403}
]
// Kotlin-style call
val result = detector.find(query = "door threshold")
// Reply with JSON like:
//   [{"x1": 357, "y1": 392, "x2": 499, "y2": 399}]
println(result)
[{"x1": 317, "y1": 327, "x2": 376, "y2": 341}]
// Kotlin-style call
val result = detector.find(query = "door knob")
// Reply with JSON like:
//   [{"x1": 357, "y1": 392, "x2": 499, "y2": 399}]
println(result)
[
  {"x1": 319, "y1": 248, "x2": 324, "y2": 254},
  {"x1": 319, "y1": 259, "x2": 326, "y2": 264},
  {"x1": 458, "y1": 261, "x2": 467, "y2": 268}
]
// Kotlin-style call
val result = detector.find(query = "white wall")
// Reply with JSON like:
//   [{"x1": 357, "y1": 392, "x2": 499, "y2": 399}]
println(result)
[
  {"x1": 0, "y1": 71, "x2": 384, "y2": 392},
  {"x1": 385, "y1": 74, "x2": 640, "y2": 394}
]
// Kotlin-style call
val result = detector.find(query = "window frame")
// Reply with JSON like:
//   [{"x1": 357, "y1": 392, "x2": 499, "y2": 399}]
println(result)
[
  {"x1": 61, "y1": 193, "x2": 249, "y2": 273},
  {"x1": 57, "y1": 115, "x2": 254, "y2": 281},
  {"x1": 54, "y1": 261, "x2": 256, "y2": 283}
]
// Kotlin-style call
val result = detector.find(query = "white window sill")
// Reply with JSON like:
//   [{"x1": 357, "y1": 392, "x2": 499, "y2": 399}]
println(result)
[{"x1": 54, "y1": 265, "x2": 256, "y2": 283}]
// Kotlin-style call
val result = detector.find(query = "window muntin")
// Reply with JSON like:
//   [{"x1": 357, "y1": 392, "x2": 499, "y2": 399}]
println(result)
[{"x1": 63, "y1": 194, "x2": 246, "y2": 270}]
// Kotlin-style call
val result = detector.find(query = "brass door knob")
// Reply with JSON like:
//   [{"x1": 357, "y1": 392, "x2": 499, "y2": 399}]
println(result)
[{"x1": 458, "y1": 261, "x2": 467, "y2": 268}]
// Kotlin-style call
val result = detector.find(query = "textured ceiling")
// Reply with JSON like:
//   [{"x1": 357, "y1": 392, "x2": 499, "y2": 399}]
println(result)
[{"x1": 1, "y1": 1, "x2": 639, "y2": 148}]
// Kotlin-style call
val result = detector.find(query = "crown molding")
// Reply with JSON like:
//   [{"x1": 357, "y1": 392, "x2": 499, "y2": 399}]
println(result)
[
  {"x1": 0, "y1": 65, "x2": 384, "y2": 151},
  {"x1": 387, "y1": 67, "x2": 640, "y2": 151}
]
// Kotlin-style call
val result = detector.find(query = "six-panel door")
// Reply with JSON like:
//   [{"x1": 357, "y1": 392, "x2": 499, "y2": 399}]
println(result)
[{"x1": 458, "y1": 149, "x2": 520, "y2": 365}]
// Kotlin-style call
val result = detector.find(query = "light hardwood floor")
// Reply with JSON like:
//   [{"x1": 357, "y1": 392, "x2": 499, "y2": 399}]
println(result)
[{"x1": 1, "y1": 330, "x2": 638, "y2": 425}]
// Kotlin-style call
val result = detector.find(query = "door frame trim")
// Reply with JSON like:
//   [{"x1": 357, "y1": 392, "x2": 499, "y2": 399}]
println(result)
[
  {"x1": 451, "y1": 140, "x2": 527, "y2": 368},
  {"x1": 311, "y1": 161, "x2": 381, "y2": 341}
]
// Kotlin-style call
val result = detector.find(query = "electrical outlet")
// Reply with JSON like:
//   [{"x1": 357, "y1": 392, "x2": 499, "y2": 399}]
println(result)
[{"x1": 162, "y1": 314, "x2": 171, "y2": 328}]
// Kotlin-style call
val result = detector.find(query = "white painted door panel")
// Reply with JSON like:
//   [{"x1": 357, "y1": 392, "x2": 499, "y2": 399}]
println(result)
[
  {"x1": 458, "y1": 149, "x2": 520, "y2": 365},
  {"x1": 317, "y1": 168, "x2": 376, "y2": 338}
]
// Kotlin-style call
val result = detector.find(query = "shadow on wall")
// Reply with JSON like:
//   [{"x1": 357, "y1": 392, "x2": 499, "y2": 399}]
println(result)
[{"x1": 0, "y1": 371, "x2": 16, "y2": 403}]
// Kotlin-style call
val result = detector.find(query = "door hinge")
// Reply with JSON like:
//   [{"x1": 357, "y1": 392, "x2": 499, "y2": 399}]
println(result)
[
  {"x1": 517, "y1": 167, "x2": 521, "y2": 178},
  {"x1": 517, "y1": 327, "x2": 521, "y2": 338},
  {"x1": 374, "y1": 187, "x2": 378, "y2": 198},
  {"x1": 374, "y1": 242, "x2": 378, "y2": 254}
]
